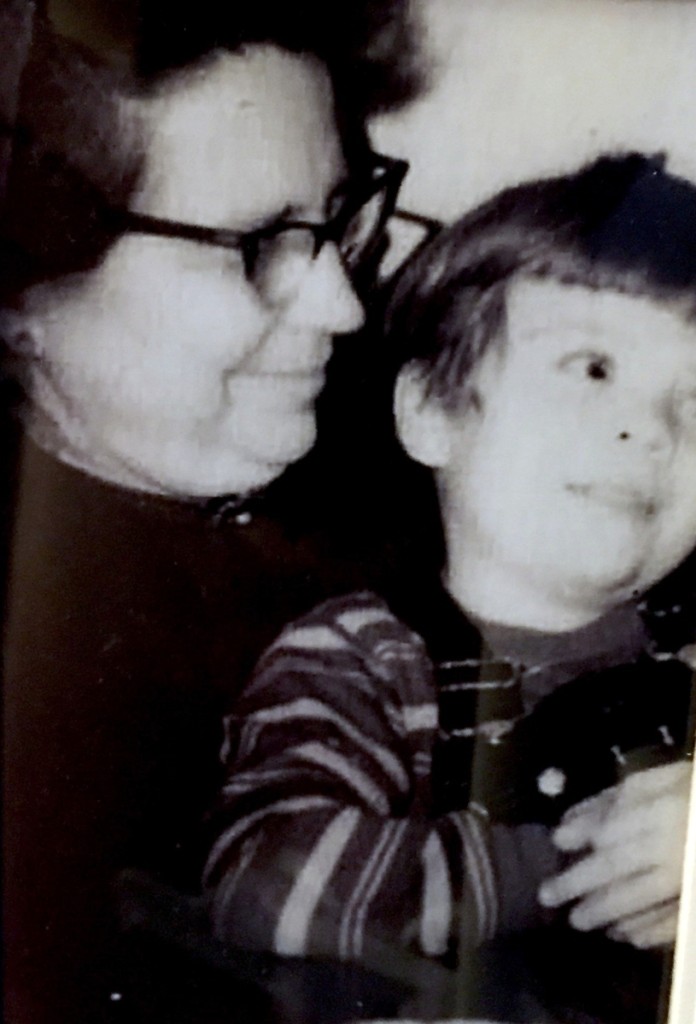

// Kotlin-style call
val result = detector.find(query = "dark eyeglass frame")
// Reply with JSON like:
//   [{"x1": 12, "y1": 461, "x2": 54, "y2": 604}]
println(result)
[
  {"x1": 108, "y1": 153, "x2": 409, "y2": 278},
  {"x1": 387, "y1": 208, "x2": 443, "y2": 255}
]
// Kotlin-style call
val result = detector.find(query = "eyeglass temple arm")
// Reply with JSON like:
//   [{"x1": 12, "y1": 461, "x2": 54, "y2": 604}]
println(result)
[{"x1": 391, "y1": 208, "x2": 444, "y2": 241}]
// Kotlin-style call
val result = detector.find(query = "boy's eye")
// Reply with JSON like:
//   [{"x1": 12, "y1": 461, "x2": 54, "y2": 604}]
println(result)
[
  {"x1": 586, "y1": 357, "x2": 611, "y2": 380},
  {"x1": 679, "y1": 389, "x2": 696, "y2": 421},
  {"x1": 559, "y1": 351, "x2": 614, "y2": 383}
]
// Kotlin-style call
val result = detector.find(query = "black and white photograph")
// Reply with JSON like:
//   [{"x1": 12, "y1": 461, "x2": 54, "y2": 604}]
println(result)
[{"x1": 2, "y1": 3, "x2": 696, "y2": 1023}]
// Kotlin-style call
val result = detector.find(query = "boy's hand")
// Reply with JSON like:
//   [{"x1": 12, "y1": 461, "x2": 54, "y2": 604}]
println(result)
[
  {"x1": 538, "y1": 760, "x2": 692, "y2": 948},
  {"x1": 677, "y1": 644, "x2": 696, "y2": 670}
]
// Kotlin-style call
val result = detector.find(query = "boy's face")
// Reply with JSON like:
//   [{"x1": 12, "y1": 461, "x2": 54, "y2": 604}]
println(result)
[{"x1": 434, "y1": 278, "x2": 696, "y2": 628}]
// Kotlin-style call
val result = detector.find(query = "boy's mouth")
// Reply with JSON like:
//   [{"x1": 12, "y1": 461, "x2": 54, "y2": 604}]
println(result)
[{"x1": 566, "y1": 482, "x2": 658, "y2": 517}]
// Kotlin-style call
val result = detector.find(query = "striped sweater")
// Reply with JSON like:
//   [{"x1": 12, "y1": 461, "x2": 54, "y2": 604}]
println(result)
[{"x1": 203, "y1": 591, "x2": 557, "y2": 968}]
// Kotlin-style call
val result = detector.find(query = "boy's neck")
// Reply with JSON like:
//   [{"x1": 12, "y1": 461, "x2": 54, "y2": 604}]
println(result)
[{"x1": 444, "y1": 558, "x2": 625, "y2": 634}]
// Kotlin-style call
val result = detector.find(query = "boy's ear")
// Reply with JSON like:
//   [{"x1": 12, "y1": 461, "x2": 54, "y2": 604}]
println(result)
[
  {"x1": 394, "y1": 363, "x2": 452, "y2": 468},
  {"x1": 0, "y1": 309, "x2": 44, "y2": 361}
]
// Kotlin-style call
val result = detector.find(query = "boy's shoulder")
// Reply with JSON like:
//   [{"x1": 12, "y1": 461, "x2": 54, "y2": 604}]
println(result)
[
  {"x1": 262, "y1": 589, "x2": 428, "y2": 658},
  {"x1": 244, "y1": 589, "x2": 438, "y2": 719}
]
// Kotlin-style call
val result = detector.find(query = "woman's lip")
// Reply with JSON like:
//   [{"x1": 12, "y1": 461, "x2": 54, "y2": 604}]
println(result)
[
  {"x1": 224, "y1": 369, "x2": 326, "y2": 404},
  {"x1": 225, "y1": 366, "x2": 326, "y2": 382},
  {"x1": 566, "y1": 482, "x2": 658, "y2": 516}
]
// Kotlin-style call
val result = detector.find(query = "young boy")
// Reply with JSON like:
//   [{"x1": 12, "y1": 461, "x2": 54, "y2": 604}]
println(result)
[{"x1": 204, "y1": 153, "x2": 696, "y2": 1019}]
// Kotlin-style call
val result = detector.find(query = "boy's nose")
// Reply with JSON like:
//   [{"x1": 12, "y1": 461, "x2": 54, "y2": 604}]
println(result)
[
  {"x1": 616, "y1": 391, "x2": 680, "y2": 454},
  {"x1": 289, "y1": 243, "x2": 365, "y2": 335}
]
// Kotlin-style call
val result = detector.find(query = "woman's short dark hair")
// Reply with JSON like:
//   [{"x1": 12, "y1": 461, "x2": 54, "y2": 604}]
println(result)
[
  {"x1": 136, "y1": 0, "x2": 424, "y2": 119},
  {"x1": 0, "y1": 1, "x2": 424, "y2": 305},
  {"x1": 0, "y1": 22, "x2": 143, "y2": 306},
  {"x1": 385, "y1": 153, "x2": 696, "y2": 409}
]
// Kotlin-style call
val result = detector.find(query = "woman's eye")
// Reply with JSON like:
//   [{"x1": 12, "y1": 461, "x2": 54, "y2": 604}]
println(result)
[{"x1": 560, "y1": 351, "x2": 614, "y2": 383}]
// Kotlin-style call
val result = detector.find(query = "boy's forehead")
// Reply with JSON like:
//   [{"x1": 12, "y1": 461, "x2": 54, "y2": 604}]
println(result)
[{"x1": 504, "y1": 276, "x2": 696, "y2": 368}]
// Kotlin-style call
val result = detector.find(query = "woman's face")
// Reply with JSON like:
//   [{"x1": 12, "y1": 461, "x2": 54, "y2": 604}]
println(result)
[{"x1": 19, "y1": 45, "x2": 364, "y2": 496}]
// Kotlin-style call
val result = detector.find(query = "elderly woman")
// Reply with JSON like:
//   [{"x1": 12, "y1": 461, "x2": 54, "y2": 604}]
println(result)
[{"x1": 1, "y1": 7, "x2": 421, "y2": 1022}]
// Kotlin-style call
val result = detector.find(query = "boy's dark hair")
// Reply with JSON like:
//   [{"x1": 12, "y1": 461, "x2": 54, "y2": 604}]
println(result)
[
  {"x1": 0, "y1": 1, "x2": 423, "y2": 304},
  {"x1": 385, "y1": 153, "x2": 696, "y2": 409}
]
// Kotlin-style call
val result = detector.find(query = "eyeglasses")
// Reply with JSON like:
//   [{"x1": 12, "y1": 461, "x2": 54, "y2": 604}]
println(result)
[
  {"x1": 376, "y1": 208, "x2": 443, "y2": 282},
  {"x1": 110, "y1": 154, "x2": 408, "y2": 303}
]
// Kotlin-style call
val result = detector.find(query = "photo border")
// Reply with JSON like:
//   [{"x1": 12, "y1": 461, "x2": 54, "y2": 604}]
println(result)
[{"x1": 2, "y1": 3, "x2": 696, "y2": 1023}]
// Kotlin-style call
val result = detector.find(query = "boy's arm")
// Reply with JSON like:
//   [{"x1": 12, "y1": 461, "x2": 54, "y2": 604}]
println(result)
[{"x1": 203, "y1": 595, "x2": 530, "y2": 964}]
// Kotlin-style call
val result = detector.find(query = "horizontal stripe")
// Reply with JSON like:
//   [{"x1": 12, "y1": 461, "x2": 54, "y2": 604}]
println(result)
[
  {"x1": 220, "y1": 766, "x2": 306, "y2": 796},
  {"x1": 439, "y1": 678, "x2": 519, "y2": 692},
  {"x1": 336, "y1": 607, "x2": 397, "y2": 634},
  {"x1": 247, "y1": 698, "x2": 410, "y2": 792},
  {"x1": 373, "y1": 640, "x2": 425, "y2": 662},
  {"x1": 204, "y1": 795, "x2": 334, "y2": 882},
  {"x1": 402, "y1": 703, "x2": 438, "y2": 732},
  {"x1": 251, "y1": 653, "x2": 382, "y2": 702},
  {"x1": 291, "y1": 742, "x2": 390, "y2": 814},
  {"x1": 273, "y1": 625, "x2": 351, "y2": 653}
]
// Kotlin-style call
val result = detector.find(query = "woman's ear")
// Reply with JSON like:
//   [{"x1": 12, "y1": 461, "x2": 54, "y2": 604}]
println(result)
[{"x1": 394, "y1": 363, "x2": 452, "y2": 468}]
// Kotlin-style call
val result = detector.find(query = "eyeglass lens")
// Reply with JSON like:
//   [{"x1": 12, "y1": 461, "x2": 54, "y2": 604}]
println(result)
[
  {"x1": 339, "y1": 190, "x2": 387, "y2": 270},
  {"x1": 249, "y1": 186, "x2": 388, "y2": 304}
]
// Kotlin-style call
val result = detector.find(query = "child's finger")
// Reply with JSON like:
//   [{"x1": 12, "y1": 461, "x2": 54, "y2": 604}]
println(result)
[
  {"x1": 539, "y1": 847, "x2": 633, "y2": 908},
  {"x1": 606, "y1": 900, "x2": 679, "y2": 949},
  {"x1": 677, "y1": 644, "x2": 696, "y2": 670},
  {"x1": 554, "y1": 761, "x2": 691, "y2": 852},
  {"x1": 552, "y1": 790, "x2": 614, "y2": 850},
  {"x1": 577, "y1": 797, "x2": 668, "y2": 851},
  {"x1": 561, "y1": 762, "x2": 688, "y2": 832},
  {"x1": 552, "y1": 768, "x2": 663, "y2": 846},
  {"x1": 618, "y1": 761, "x2": 691, "y2": 801},
  {"x1": 568, "y1": 870, "x2": 674, "y2": 933},
  {"x1": 553, "y1": 796, "x2": 648, "y2": 852},
  {"x1": 555, "y1": 787, "x2": 612, "y2": 828},
  {"x1": 540, "y1": 828, "x2": 677, "y2": 911}
]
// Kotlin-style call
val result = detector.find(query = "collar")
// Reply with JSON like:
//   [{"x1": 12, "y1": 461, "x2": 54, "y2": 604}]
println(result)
[
  {"x1": 22, "y1": 432, "x2": 269, "y2": 527},
  {"x1": 200, "y1": 489, "x2": 268, "y2": 527},
  {"x1": 387, "y1": 576, "x2": 654, "y2": 683}
]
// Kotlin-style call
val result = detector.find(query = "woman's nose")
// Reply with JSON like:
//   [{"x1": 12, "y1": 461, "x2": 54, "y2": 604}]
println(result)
[{"x1": 288, "y1": 243, "x2": 365, "y2": 335}]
